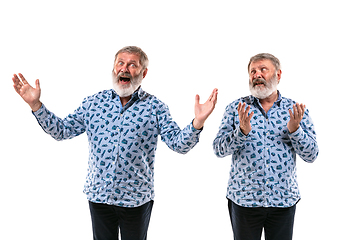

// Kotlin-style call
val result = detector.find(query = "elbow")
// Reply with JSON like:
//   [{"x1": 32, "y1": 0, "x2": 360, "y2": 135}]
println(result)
[
  {"x1": 212, "y1": 142, "x2": 227, "y2": 158},
  {"x1": 309, "y1": 150, "x2": 319, "y2": 163},
  {"x1": 303, "y1": 146, "x2": 319, "y2": 163},
  {"x1": 171, "y1": 143, "x2": 195, "y2": 155}
]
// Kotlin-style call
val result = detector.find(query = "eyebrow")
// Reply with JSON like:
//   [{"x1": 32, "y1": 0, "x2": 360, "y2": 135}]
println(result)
[
  {"x1": 116, "y1": 58, "x2": 139, "y2": 65},
  {"x1": 250, "y1": 65, "x2": 267, "y2": 71}
]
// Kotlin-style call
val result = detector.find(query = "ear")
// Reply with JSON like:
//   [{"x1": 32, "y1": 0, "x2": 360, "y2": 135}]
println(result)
[
  {"x1": 142, "y1": 68, "x2": 148, "y2": 79},
  {"x1": 277, "y1": 69, "x2": 282, "y2": 83}
]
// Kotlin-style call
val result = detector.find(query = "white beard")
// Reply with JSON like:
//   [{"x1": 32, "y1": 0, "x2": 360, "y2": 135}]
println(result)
[
  {"x1": 249, "y1": 74, "x2": 278, "y2": 99},
  {"x1": 112, "y1": 71, "x2": 143, "y2": 97}
]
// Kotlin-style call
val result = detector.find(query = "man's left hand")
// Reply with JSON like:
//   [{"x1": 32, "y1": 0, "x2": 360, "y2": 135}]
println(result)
[
  {"x1": 287, "y1": 103, "x2": 306, "y2": 133},
  {"x1": 193, "y1": 88, "x2": 218, "y2": 130}
]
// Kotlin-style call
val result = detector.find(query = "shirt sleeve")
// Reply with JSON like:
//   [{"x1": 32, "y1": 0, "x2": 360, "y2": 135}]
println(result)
[
  {"x1": 288, "y1": 109, "x2": 319, "y2": 163},
  {"x1": 212, "y1": 103, "x2": 249, "y2": 158},
  {"x1": 32, "y1": 101, "x2": 87, "y2": 141},
  {"x1": 156, "y1": 102, "x2": 202, "y2": 154}
]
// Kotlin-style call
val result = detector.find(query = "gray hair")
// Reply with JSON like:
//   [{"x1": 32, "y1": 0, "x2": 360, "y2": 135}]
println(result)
[
  {"x1": 114, "y1": 46, "x2": 149, "y2": 70},
  {"x1": 248, "y1": 53, "x2": 281, "y2": 72}
]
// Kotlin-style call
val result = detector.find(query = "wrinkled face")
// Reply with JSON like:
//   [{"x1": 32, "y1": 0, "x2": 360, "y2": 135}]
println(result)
[
  {"x1": 248, "y1": 59, "x2": 281, "y2": 99},
  {"x1": 112, "y1": 52, "x2": 147, "y2": 97}
]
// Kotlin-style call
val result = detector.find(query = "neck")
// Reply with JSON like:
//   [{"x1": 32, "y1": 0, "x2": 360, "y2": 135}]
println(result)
[
  {"x1": 259, "y1": 91, "x2": 278, "y2": 113},
  {"x1": 120, "y1": 95, "x2": 131, "y2": 106}
]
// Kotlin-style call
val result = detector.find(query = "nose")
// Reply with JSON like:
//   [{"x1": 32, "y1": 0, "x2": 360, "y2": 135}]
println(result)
[
  {"x1": 120, "y1": 65, "x2": 129, "y2": 73},
  {"x1": 251, "y1": 70, "x2": 262, "y2": 80},
  {"x1": 255, "y1": 70, "x2": 262, "y2": 78}
]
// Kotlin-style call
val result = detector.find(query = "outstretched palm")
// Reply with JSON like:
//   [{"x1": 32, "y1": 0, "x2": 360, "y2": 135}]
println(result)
[
  {"x1": 12, "y1": 73, "x2": 42, "y2": 111},
  {"x1": 193, "y1": 88, "x2": 218, "y2": 129}
]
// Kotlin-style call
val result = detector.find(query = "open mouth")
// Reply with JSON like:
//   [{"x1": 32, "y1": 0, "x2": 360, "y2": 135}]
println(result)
[
  {"x1": 253, "y1": 79, "x2": 266, "y2": 87},
  {"x1": 119, "y1": 77, "x2": 131, "y2": 83},
  {"x1": 253, "y1": 82, "x2": 265, "y2": 87}
]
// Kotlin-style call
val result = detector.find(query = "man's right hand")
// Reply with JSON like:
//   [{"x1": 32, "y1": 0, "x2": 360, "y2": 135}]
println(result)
[
  {"x1": 237, "y1": 102, "x2": 254, "y2": 136},
  {"x1": 12, "y1": 73, "x2": 42, "y2": 112}
]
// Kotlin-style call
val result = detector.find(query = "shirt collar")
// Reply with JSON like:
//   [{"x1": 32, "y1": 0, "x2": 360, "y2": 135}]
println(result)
[
  {"x1": 250, "y1": 90, "x2": 283, "y2": 107},
  {"x1": 111, "y1": 87, "x2": 144, "y2": 100}
]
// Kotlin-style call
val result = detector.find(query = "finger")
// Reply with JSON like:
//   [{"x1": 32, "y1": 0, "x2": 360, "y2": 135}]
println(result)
[
  {"x1": 13, "y1": 84, "x2": 21, "y2": 94},
  {"x1": 35, "y1": 79, "x2": 40, "y2": 90},
  {"x1": 245, "y1": 105, "x2": 251, "y2": 117},
  {"x1": 238, "y1": 103, "x2": 245, "y2": 118},
  {"x1": 288, "y1": 108, "x2": 294, "y2": 119},
  {"x1": 213, "y1": 90, "x2": 218, "y2": 104},
  {"x1": 248, "y1": 111, "x2": 254, "y2": 121},
  {"x1": 240, "y1": 102, "x2": 246, "y2": 113},
  {"x1": 211, "y1": 88, "x2": 218, "y2": 104},
  {"x1": 12, "y1": 74, "x2": 23, "y2": 92},
  {"x1": 209, "y1": 88, "x2": 218, "y2": 102},
  {"x1": 207, "y1": 89, "x2": 214, "y2": 101},
  {"x1": 12, "y1": 74, "x2": 21, "y2": 85},
  {"x1": 295, "y1": 103, "x2": 305, "y2": 118},
  {"x1": 195, "y1": 94, "x2": 200, "y2": 106},
  {"x1": 18, "y1": 73, "x2": 29, "y2": 85},
  {"x1": 300, "y1": 103, "x2": 306, "y2": 113},
  {"x1": 237, "y1": 102, "x2": 242, "y2": 114},
  {"x1": 299, "y1": 104, "x2": 306, "y2": 119},
  {"x1": 210, "y1": 88, "x2": 218, "y2": 103},
  {"x1": 293, "y1": 104, "x2": 299, "y2": 118}
]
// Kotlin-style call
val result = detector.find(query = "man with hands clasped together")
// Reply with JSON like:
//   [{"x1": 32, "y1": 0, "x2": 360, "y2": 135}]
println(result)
[
  {"x1": 213, "y1": 53, "x2": 319, "y2": 240},
  {"x1": 13, "y1": 46, "x2": 218, "y2": 240}
]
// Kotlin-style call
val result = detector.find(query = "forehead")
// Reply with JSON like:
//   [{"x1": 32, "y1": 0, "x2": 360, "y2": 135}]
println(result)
[
  {"x1": 115, "y1": 52, "x2": 141, "y2": 63},
  {"x1": 249, "y1": 59, "x2": 275, "y2": 70}
]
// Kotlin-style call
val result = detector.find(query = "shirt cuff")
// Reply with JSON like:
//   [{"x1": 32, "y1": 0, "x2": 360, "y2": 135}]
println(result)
[
  {"x1": 234, "y1": 127, "x2": 250, "y2": 142},
  {"x1": 288, "y1": 125, "x2": 304, "y2": 141},
  {"x1": 31, "y1": 104, "x2": 49, "y2": 121},
  {"x1": 191, "y1": 119, "x2": 203, "y2": 132}
]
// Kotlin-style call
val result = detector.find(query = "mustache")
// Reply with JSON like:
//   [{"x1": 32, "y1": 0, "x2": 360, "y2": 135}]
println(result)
[
  {"x1": 116, "y1": 72, "x2": 132, "y2": 81},
  {"x1": 252, "y1": 78, "x2": 267, "y2": 86}
]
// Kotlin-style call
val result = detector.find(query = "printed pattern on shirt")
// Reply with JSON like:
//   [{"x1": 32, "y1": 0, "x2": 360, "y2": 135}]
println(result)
[
  {"x1": 213, "y1": 93, "x2": 318, "y2": 208},
  {"x1": 33, "y1": 88, "x2": 201, "y2": 207}
]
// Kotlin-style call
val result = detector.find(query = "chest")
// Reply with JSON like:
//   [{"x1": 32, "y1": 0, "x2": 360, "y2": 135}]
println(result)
[
  {"x1": 84, "y1": 100, "x2": 159, "y2": 141},
  {"x1": 236, "y1": 107, "x2": 291, "y2": 141}
]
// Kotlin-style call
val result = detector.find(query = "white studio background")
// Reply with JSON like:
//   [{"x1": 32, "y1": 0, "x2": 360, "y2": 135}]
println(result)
[{"x1": 1, "y1": 0, "x2": 358, "y2": 239}]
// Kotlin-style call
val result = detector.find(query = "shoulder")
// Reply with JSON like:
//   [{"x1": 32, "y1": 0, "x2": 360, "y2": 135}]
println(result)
[
  {"x1": 140, "y1": 89, "x2": 168, "y2": 110},
  {"x1": 279, "y1": 95, "x2": 297, "y2": 108},
  {"x1": 225, "y1": 95, "x2": 252, "y2": 111},
  {"x1": 82, "y1": 89, "x2": 113, "y2": 102},
  {"x1": 77, "y1": 90, "x2": 114, "y2": 112}
]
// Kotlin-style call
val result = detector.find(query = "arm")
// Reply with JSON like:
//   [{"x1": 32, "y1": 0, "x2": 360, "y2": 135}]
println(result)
[
  {"x1": 13, "y1": 73, "x2": 86, "y2": 140},
  {"x1": 33, "y1": 103, "x2": 86, "y2": 141},
  {"x1": 288, "y1": 104, "x2": 319, "y2": 163},
  {"x1": 157, "y1": 103, "x2": 201, "y2": 154},
  {"x1": 158, "y1": 89, "x2": 218, "y2": 154}
]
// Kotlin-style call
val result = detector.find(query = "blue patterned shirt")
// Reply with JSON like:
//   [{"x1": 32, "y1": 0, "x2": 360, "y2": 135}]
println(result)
[
  {"x1": 33, "y1": 88, "x2": 202, "y2": 207},
  {"x1": 213, "y1": 92, "x2": 318, "y2": 208}
]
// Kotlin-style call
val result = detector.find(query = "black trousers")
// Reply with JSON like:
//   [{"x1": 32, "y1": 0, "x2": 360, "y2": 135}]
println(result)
[
  {"x1": 89, "y1": 201, "x2": 154, "y2": 240},
  {"x1": 228, "y1": 199, "x2": 296, "y2": 240}
]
